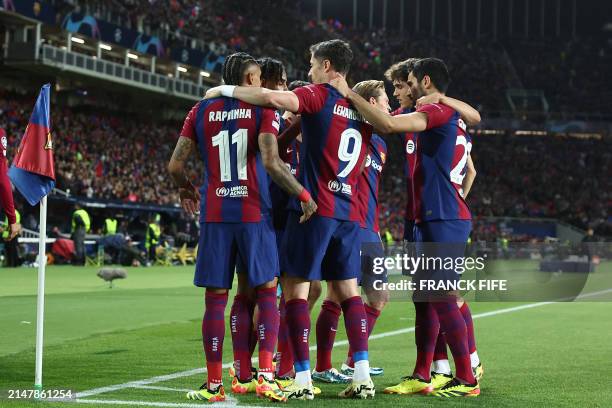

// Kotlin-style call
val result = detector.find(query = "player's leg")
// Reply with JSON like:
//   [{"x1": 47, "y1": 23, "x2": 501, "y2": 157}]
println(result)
[
  {"x1": 308, "y1": 280, "x2": 323, "y2": 311},
  {"x1": 276, "y1": 294, "x2": 295, "y2": 379},
  {"x1": 457, "y1": 299, "x2": 483, "y2": 380},
  {"x1": 431, "y1": 298, "x2": 482, "y2": 390},
  {"x1": 229, "y1": 272, "x2": 257, "y2": 393},
  {"x1": 313, "y1": 281, "x2": 350, "y2": 383},
  {"x1": 323, "y1": 220, "x2": 375, "y2": 399},
  {"x1": 431, "y1": 329, "x2": 453, "y2": 389},
  {"x1": 187, "y1": 223, "x2": 236, "y2": 402},
  {"x1": 253, "y1": 278, "x2": 285, "y2": 401},
  {"x1": 237, "y1": 216, "x2": 285, "y2": 402},
  {"x1": 423, "y1": 220, "x2": 478, "y2": 397},
  {"x1": 279, "y1": 212, "x2": 335, "y2": 400},
  {"x1": 343, "y1": 229, "x2": 388, "y2": 377},
  {"x1": 384, "y1": 224, "x2": 438, "y2": 395}
]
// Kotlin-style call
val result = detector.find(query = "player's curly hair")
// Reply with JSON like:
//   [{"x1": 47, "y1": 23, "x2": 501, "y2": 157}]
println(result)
[
  {"x1": 257, "y1": 57, "x2": 286, "y2": 88},
  {"x1": 384, "y1": 58, "x2": 420, "y2": 82},
  {"x1": 222, "y1": 52, "x2": 258, "y2": 86}
]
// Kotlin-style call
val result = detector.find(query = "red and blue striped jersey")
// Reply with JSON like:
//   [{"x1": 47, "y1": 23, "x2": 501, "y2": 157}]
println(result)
[
  {"x1": 449, "y1": 119, "x2": 473, "y2": 197},
  {"x1": 391, "y1": 107, "x2": 418, "y2": 221},
  {"x1": 413, "y1": 103, "x2": 471, "y2": 223},
  {"x1": 357, "y1": 134, "x2": 387, "y2": 232},
  {"x1": 290, "y1": 84, "x2": 373, "y2": 221},
  {"x1": 270, "y1": 118, "x2": 301, "y2": 230},
  {"x1": 180, "y1": 97, "x2": 280, "y2": 223}
]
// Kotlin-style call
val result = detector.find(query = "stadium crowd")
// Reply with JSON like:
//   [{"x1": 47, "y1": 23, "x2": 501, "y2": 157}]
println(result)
[
  {"x1": 53, "y1": 0, "x2": 612, "y2": 116},
  {"x1": 0, "y1": 90, "x2": 200, "y2": 206},
  {"x1": 3, "y1": 1, "x2": 611, "y2": 238},
  {"x1": 2, "y1": 89, "x2": 608, "y2": 238}
]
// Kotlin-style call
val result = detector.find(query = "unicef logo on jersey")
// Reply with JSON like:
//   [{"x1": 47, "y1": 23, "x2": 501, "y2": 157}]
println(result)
[
  {"x1": 216, "y1": 187, "x2": 230, "y2": 197},
  {"x1": 406, "y1": 139, "x2": 415, "y2": 154},
  {"x1": 328, "y1": 180, "x2": 341, "y2": 192},
  {"x1": 365, "y1": 154, "x2": 372, "y2": 168}
]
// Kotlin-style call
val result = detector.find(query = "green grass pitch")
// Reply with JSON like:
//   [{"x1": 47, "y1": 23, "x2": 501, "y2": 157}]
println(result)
[{"x1": 1, "y1": 262, "x2": 611, "y2": 407}]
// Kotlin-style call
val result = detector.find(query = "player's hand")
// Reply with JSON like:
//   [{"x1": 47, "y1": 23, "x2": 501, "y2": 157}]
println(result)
[
  {"x1": 204, "y1": 86, "x2": 222, "y2": 100},
  {"x1": 299, "y1": 198, "x2": 317, "y2": 223},
  {"x1": 416, "y1": 92, "x2": 443, "y2": 109},
  {"x1": 179, "y1": 182, "x2": 201, "y2": 216},
  {"x1": 8, "y1": 223, "x2": 21, "y2": 241},
  {"x1": 283, "y1": 112, "x2": 298, "y2": 125},
  {"x1": 329, "y1": 73, "x2": 351, "y2": 98}
]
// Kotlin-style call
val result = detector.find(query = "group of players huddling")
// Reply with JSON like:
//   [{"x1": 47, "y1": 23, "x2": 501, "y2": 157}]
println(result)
[{"x1": 168, "y1": 38, "x2": 483, "y2": 402}]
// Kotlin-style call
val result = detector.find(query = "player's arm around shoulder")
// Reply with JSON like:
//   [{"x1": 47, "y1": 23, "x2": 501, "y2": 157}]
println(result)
[
  {"x1": 204, "y1": 85, "x2": 300, "y2": 113},
  {"x1": 329, "y1": 74, "x2": 427, "y2": 134},
  {"x1": 416, "y1": 93, "x2": 481, "y2": 126},
  {"x1": 258, "y1": 131, "x2": 317, "y2": 223}
]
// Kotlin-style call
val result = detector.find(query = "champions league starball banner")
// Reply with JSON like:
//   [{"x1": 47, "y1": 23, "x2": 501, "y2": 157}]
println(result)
[
  {"x1": 170, "y1": 47, "x2": 226, "y2": 74},
  {"x1": 61, "y1": 12, "x2": 166, "y2": 58}
]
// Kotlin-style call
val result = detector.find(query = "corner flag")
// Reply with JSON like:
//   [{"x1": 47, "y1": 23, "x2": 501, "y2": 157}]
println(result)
[
  {"x1": 8, "y1": 83, "x2": 55, "y2": 206},
  {"x1": 7, "y1": 84, "x2": 55, "y2": 393}
]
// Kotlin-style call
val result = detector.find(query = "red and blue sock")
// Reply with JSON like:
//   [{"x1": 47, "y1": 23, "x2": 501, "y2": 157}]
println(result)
[
  {"x1": 276, "y1": 296, "x2": 294, "y2": 377},
  {"x1": 341, "y1": 296, "x2": 369, "y2": 364},
  {"x1": 460, "y1": 302, "x2": 477, "y2": 354},
  {"x1": 285, "y1": 299, "x2": 311, "y2": 376},
  {"x1": 203, "y1": 291, "x2": 228, "y2": 389},
  {"x1": 229, "y1": 294, "x2": 254, "y2": 381},
  {"x1": 413, "y1": 301, "x2": 439, "y2": 381},
  {"x1": 434, "y1": 330, "x2": 449, "y2": 361},
  {"x1": 315, "y1": 300, "x2": 341, "y2": 372},
  {"x1": 431, "y1": 301, "x2": 475, "y2": 384},
  {"x1": 346, "y1": 303, "x2": 380, "y2": 367},
  {"x1": 256, "y1": 287, "x2": 279, "y2": 378}
]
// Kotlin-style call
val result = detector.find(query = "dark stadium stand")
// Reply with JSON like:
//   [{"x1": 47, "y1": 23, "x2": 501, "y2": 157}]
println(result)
[{"x1": 1, "y1": 0, "x2": 610, "y2": 242}]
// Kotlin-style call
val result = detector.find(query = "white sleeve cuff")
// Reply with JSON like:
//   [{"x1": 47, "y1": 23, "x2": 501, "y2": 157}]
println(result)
[{"x1": 220, "y1": 85, "x2": 236, "y2": 97}]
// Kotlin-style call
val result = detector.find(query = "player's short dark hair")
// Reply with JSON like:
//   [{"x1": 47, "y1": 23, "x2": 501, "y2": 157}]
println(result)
[
  {"x1": 288, "y1": 80, "x2": 311, "y2": 91},
  {"x1": 309, "y1": 39, "x2": 353, "y2": 75},
  {"x1": 411, "y1": 58, "x2": 451, "y2": 93},
  {"x1": 384, "y1": 58, "x2": 420, "y2": 82},
  {"x1": 257, "y1": 57, "x2": 286, "y2": 85},
  {"x1": 222, "y1": 52, "x2": 258, "y2": 86},
  {"x1": 352, "y1": 80, "x2": 385, "y2": 101}
]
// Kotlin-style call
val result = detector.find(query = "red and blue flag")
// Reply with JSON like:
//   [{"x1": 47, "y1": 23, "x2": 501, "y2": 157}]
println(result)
[{"x1": 8, "y1": 84, "x2": 56, "y2": 206}]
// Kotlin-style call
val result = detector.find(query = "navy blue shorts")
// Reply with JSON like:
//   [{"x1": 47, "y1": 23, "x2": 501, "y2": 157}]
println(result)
[
  {"x1": 194, "y1": 218, "x2": 279, "y2": 289},
  {"x1": 280, "y1": 212, "x2": 361, "y2": 281},
  {"x1": 403, "y1": 219, "x2": 416, "y2": 242},
  {"x1": 359, "y1": 228, "x2": 387, "y2": 289},
  {"x1": 413, "y1": 220, "x2": 472, "y2": 287},
  {"x1": 236, "y1": 227, "x2": 284, "y2": 274}
]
